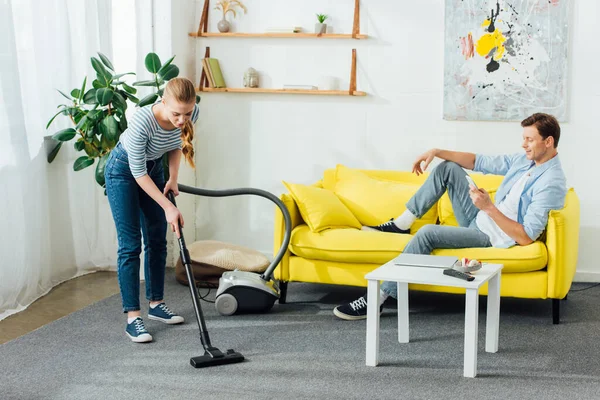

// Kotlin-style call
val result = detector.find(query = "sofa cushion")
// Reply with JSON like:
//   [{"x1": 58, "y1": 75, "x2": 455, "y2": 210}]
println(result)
[
  {"x1": 289, "y1": 224, "x2": 548, "y2": 273},
  {"x1": 438, "y1": 173, "x2": 504, "y2": 226},
  {"x1": 282, "y1": 181, "x2": 362, "y2": 232},
  {"x1": 330, "y1": 165, "x2": 438, "y2": 233}
]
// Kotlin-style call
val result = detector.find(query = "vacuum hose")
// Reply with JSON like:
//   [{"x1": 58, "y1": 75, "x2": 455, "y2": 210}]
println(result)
[{"x1": 177, "y1": 184, "x2": 292, "y2": 283}]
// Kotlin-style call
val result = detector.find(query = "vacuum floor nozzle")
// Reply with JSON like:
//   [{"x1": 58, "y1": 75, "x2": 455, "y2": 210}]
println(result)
[{"x1": 190, "y1": 348, "x2": 245, "y2": 368}]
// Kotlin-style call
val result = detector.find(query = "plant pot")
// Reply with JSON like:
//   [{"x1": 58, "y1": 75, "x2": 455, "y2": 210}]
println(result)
[
  {"x1": 218, "y1": 18, "x2": 231, "y2": 33},
  {"x1": 315, "y1": 23, "x2": 327, "y2": 34}
]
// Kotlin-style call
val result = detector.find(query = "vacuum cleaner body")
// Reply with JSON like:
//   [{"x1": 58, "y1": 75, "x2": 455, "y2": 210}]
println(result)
[
  {"x1": 177, "y1": 184, "x2": 292, "y2": 317},
  {"x1": 215, "y1": 270, "x2": 280, "y2": 315}
]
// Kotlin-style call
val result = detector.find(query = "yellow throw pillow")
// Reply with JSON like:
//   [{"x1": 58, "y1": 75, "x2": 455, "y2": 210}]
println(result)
[
  {"x1": 282, "y1": 181, "x2": 362, "y2": 232},
  {"x1": 333, "y1": 165, "x2": 438, "y2": 231}
]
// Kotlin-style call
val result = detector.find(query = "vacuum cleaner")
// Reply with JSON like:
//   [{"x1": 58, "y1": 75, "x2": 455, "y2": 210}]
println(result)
[
  {"x1": 177, "y1": 184, "x2": 292, "y2": 316},
  {"x1": 168, "y1": 192, "x2": 245, "y2": 368}
]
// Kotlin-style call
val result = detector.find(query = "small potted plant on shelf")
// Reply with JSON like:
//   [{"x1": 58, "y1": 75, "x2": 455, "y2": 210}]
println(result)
[
  {"x1": 215, "y1": 0, "x2": 248, "y2": 33},
  {"x1": 315, "y1": 14, "x2": 328, "y2": 34}
]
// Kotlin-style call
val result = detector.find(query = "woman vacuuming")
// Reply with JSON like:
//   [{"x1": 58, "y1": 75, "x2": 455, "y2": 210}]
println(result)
[{"x1": 105, "y1": 77, "x2": 199, "y2": 343}]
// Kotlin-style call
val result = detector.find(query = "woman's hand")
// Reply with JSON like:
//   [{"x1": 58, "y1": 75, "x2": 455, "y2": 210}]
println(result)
[
  {"x1": 163, "y1": 179, "x2": 179, "y2": 197},
  {"x1": 412, "y1": 148, "x2": 438, "y2": 176},
  {"x1": 165, "y1": 204, "x2": 184, "y2": 238}
]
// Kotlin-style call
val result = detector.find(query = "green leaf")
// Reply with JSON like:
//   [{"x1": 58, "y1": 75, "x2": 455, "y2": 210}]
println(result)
[
  {"x1": 83, "y1": 89, "x2": 98, "y2": 105},
  {"x1": 195, "y1": 94, "x2": 201, "y2": 104},
  {"x1": 122, "y1": 91, "x2": 139, "y2": 104},
  {"x1": 92, "y1": 80, "x2": 104, "y2": 89},
  {"x1": 57, "y1": 89, "x2": 72, "y2": 101},
  {"x1": 132, "y1": 80, "x2": 157, "y2": 87},
  {"x1": 97, "y1": 52, "x2": 114, "y2": 71},
  {"x1": 158, "y1": 55, "x2": 176, "y2": 73},
  {"x1": 99, "y1": 115, "x2": 119, "y2": 143},
  {"x1": 75, "y1": 115, "x2": 88, "y2": 131},
  {"x1": 95, "y1": 153, "x2": 109, "y2": 186},
  {"x1": 73, "y1": 156, "x2": 94, "y2": 171},
  {"x1": 71, "y1": 89, "x2": 81, "y2": 98},
  {"x1": 137, "y1": 93, "x2": 158, "y2": 107},
  {"x1": 47, "y1": 141, "x2": 62, "y2": 163},
  {"x1": 158, "y1": 64, "x2": 179, "y2": 81},
  {"x1": 46, "y1": 109, "x2": 65, "y2": 129},
  {"x1": 118, "y1": 115, "x2": 128, "y2": 132},
  {"x1": 111, "y1": 92, "x2": 127, "y2": 114},
  {"x1": 84, "y1": 141, "x2": 100, "y2": 158},
  {"x1": 62, "y1": 107, "x2": 78, "y2": 117},
  {"x1": 112, "y1": 72, "x2": 135, "y2": 80},
  {"x1": 86, "y1": 109, "x2": 101, "y2": 121},
  {"x1": 96, "y1": 88, "x2": 114, "y2": 106},
  {"x1": 122, "y1": 83, "x2": 137, "y2": 94},
  {"x1": 91, "y1": 57, "x2": 110, "y2": 80},
  {"x1": 78, "y1": 76, "x2": 87, "y2": 103},
  {"x1": 144, "y1": 53, "x2": 161, "y2": 73},
  {"x1": 52, "y1": 128, "x2": 77, "y2": 142},
  {"x1": 74, "y1": 140, "x2": 85, "y2": 151}
]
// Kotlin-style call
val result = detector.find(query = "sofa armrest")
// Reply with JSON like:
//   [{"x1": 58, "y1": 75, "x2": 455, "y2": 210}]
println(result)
[
  {"x1": 545, "y1": 189, "x2": 580, "y2": 299},
  {"x1": 273, "y1": 193, "x2": 304, "y2": 281}
]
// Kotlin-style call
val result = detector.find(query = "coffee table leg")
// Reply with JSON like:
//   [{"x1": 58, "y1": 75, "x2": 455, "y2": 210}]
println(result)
[
  {"x1": 486, "y1": 271, "x2": 501, "y2": 353},
  {"x1": 366, "y1": 279, "x2": 380, "y2": 366},
  {"x1": 464, "y1": 288, "x2": 479, "y2": 378},
  {"x1": 397, "y1": 282, "x2": 409, "y2": 343}
]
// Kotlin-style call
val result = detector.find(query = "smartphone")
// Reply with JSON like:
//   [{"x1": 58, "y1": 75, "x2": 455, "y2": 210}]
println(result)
[{"x1": 465, "y1": 175, "x2": 478, "y2": 189}]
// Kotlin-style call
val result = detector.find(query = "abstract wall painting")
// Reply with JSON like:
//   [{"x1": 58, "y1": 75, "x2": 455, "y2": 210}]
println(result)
[{"x1": 443, "y1": 0, "x2": 570, "y2": 121}]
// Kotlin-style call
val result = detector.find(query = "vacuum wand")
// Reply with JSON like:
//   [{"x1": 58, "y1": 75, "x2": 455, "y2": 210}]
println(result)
[
  {"x1": 177, "y1": 184, "x2": 292, "y2": 283},
  {"x1": 167, "y1": 192, "x2": 245, "y2": 368}
]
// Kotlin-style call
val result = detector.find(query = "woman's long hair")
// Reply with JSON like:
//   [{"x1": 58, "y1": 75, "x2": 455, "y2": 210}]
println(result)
[{"x1": 164, "y1": 77, "x2": 196, "y2": 168}]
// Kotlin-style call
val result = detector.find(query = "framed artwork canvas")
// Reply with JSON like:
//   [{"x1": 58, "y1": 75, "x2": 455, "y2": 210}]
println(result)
[{"x1": 443, "y1": 0, "x2": 570, "y2": 121}]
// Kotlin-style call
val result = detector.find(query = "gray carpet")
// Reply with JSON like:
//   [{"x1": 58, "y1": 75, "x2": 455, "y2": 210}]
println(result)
[{"x1": 2, "y1": 270, "x2": 600, "y2": 400}]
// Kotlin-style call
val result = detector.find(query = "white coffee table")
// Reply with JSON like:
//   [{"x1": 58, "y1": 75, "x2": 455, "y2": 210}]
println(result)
[{"x1": 364, "y1": 261, "x2": 502, "y2": 378}]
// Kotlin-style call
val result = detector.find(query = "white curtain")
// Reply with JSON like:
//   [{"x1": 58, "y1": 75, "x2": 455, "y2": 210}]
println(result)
[{"x1": 0, "y1": 0, "x2": 118, "y2": 320}]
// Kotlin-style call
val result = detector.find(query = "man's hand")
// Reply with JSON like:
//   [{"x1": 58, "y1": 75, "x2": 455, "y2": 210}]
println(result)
[
  {"x1": 163, "y1": 179, "x2": 179, "y2": 197},
  {"x1": 412, "y1": 148, "x2": 438, "y2": 176},
  {"x1": 469, "y1": 188, "x2": 493, "y2": 212}
]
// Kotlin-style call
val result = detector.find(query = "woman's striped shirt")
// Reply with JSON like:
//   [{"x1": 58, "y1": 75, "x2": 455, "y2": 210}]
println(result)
[{"x1": 119, "y1": 103, "x2": 199, "y2": 178}]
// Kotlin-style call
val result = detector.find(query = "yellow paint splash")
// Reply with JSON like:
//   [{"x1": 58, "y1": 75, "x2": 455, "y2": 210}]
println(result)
[{"x1": 476, "y1": 28, "x2": 506, "y2": 61}]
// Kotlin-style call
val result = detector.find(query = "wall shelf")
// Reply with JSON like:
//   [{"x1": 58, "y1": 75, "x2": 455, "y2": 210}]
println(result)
[
  {"x1": 193, "y1": 0, "x2": 364, "y2": 39},
  {"x1": 189, "y1": 32, "x2": 368, "y2": 39},
  {"x1": 195, "y1": 1, "x2": 366, "y2": 97},
  {"x1": 197, "y1": 87, "x2": 367, "y2": 96}
]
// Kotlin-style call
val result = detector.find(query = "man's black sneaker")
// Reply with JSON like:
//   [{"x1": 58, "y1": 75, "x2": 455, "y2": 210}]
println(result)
[
  {"x1": 361, "y1": 218, "x2": 410, "y2": 234},
  {"x1": 333, "y1": 295, "x2": 383, "y2": 321}
]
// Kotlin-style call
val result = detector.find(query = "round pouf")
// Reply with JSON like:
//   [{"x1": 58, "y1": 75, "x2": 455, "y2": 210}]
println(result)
[{"x1": 175, "y1": 240, "x2": 270, "y2": 287}]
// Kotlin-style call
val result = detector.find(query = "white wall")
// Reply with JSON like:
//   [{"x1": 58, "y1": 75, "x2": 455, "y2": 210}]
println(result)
[{"x1": 179, "y1": 0, "x2": 599, "y2": 281}]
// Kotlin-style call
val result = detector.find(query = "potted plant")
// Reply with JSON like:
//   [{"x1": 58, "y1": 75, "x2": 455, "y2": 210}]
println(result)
[
  {"x1": 315, "y1": 14, "x2": 328, "y2": 34},
  {"x1": 46, "y1": 52, "x2": 199, "y2": 189},
  {"x1": 214, "y1": 0, "x2": 248, "y2": 33}
]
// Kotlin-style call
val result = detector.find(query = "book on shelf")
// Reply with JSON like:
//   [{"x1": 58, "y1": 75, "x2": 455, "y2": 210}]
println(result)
[
  {"x1": 202, "y1": 58, "x2": 226, "y2": 88},
  {"x1": 282, "y1": 85, "x2": 318, "y2": 90}
]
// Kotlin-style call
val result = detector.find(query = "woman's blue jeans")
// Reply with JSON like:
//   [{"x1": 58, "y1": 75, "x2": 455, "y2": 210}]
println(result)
[
  {"x1": 105, "y1": 143, "x2": 167, "y2": 312},
  {"x1": 380, "y1": 161, "x2": 492, "y2": 299}
]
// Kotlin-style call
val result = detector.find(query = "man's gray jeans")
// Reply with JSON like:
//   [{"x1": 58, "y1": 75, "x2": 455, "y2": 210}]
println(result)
[{"x1": 380, "y1": 161, "x2": 492, "y2": 299}]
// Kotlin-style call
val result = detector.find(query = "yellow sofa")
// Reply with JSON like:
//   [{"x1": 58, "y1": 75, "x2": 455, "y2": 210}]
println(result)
[{"x1": 273, "y1": 166, "x2": 580, "y2": 324}]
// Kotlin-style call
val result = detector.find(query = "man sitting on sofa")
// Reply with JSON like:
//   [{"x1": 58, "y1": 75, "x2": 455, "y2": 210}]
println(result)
[{"x1": 334, "y1": 112, "x2": 568, "y2": 321}]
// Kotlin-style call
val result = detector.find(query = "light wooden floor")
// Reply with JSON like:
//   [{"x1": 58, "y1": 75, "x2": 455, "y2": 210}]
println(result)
[{"x1": 0, "y1": 271, "x2": 119, "y2": 345}]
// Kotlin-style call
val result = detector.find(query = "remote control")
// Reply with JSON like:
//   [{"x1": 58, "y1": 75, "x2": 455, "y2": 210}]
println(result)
[{"x1": 443, "y1": 268, "x2": 475, "y2": 281}]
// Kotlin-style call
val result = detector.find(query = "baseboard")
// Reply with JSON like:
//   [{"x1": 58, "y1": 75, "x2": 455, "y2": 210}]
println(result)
[{"x1": 574, "y1": 270, "x2": 600, "y2": 283}]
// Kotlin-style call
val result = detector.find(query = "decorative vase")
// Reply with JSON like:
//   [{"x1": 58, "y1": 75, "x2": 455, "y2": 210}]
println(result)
[
  {"x1": 314, "y1": 23, "x2": 327, "y2": 34},
  {"x1": 218, "y1": 18, "x2": 230, "y2": 33}
]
